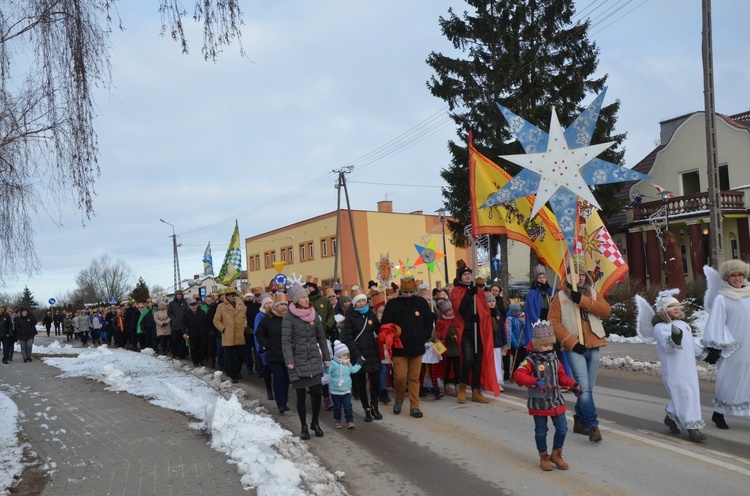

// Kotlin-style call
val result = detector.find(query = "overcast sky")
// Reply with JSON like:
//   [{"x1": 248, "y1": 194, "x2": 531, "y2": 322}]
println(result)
[{"x1": 3, "y1": 0, "x2": 749, "y2": 304}]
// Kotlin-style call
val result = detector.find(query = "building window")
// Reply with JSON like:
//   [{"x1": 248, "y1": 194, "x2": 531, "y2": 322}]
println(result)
[
  {"x1": 681, "y1": 170, "x2": 700, "y2": 195},
  {"x1": 680, "y1": 244, "x2": 688, "y2": 275},
  {"x1": 719, "y1": 164, "x2": 730, "y2": 191},
  {"x1": 287, "y1": 246, "x2": 294, "y2": 264},
  {"x1": 264, "y1": 251, "x2": 272, "y2": 268},
  {"x1": 249, "y1": 255, "x2": 255, "y2": 271},
  {"x1": 308, "y1": 242, "x2": 315, "y2": 260},
  {"x1": 255, "y1": 255, "x2": 260, "y2": 270},
  {"x1": 332, "y1": 237, "x2": 337, "y2": 255},
  {"x1": 731, "y1": 235, "x2": 739, "y2": 259},
  {"x1": 272, "y1": 251, "x2": 276, "y2": 262},
  {"x1": 281, "y1": 248, "x2": 286, "y2": 262},
  {"x1": 300, "y1": 243, "x2": 306, "y2": 261},
  {"x1": 322, "y1": 238, "x2": 328, "y2": 258}
]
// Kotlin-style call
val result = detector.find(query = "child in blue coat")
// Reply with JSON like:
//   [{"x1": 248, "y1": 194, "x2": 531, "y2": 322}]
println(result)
[{"x1": 325, "y1": 341, "x2": 362, "y2": 429}]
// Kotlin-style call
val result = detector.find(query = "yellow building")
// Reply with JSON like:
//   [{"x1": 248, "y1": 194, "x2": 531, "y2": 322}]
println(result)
[{"x1": 245, "y1": 201, "x2": 469, "y2": 291}]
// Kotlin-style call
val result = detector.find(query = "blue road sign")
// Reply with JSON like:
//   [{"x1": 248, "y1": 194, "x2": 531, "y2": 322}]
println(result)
[
  {"x1": 109, "y1": 297, "x2": 118, "y2": 305},
  {"x1": 491, "y1": 259, "x2": 501, "y2": 272},
  {"x1": 48, "y1": 298, "x2": 56, "y2": 306}
]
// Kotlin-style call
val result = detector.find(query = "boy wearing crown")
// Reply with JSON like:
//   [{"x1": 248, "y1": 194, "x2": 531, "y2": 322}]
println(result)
[{"x1": 514, "y1": 320, "x2": 580, "y2": 471}]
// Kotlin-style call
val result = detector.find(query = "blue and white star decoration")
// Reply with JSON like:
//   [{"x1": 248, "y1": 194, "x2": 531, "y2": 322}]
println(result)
[{"x1": 480, "y1": 89, "x2": 650, "y2": 253}]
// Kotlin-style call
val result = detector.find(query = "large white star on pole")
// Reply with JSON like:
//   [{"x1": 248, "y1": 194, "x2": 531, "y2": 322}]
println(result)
[{"x1": 499, "y1": 108, "x2": 615, "y2": 219}]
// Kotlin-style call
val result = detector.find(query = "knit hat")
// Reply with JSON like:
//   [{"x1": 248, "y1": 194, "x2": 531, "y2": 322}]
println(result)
[
  {"x1": 352, "y1": 293, "x2": 367, "y2": 306},
  {"x1": 456, "y1": 259, "x2": 472, "y2": 279},
  {"x1": 288, "y1": 284, "x2": 306, "y2": 304},
  {"x1": 509, "y1": 303, "x2": 521, "y2": 313},
  {"x1": 534, "y1": 264, "x2": 546, "y2": 278},
  {"x1": 261, "y1": 296, "x2": 274, "y2": 308},
  {"x1": 333, "y1": 340, "x2": 349, "y2": 358},
  {"x1": 437, "y1": 297, "x2": 453, "y2": 317},
  {"x1": 719, "y1": 259, "x2": 750, "y2": 280},
  {"x1": 531, "y1": 320, "x2": 556, "y2": 348},
  {"x1": 486, "y1": 295, "x2": 496, "y2": 304},
  {"x1": 400, "y1": 276, "x2": 417, "y2": 292},
  {"x1": 654, "y1": 289, "x2": 683, "y2": 321}
]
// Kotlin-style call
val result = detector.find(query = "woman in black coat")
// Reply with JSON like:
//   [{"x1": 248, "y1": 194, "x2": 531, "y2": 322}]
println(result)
[
  {"x1": 182, "y1": 299, "x2": 210, "y2": 366},
  {"x1": 14, "y1": 308, "x2": 37, "y2": 363},
  {"x1": 340, "y1": 293, "x2": 382, "y2": 421}
]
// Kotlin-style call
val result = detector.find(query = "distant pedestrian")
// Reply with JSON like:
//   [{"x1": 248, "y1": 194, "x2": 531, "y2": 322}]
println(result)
[
  {"x1": 256, "y1": 293, "x2": 291, "y2": 414},
  {"x1": 63, "y1": 312, "x2": 74, "y2": 341},
  {"x1": 1, "y1": 304, "x2": 13, "y2": 364},
  {"x1": 15, "y1": 308, "x2": 37, "y2": 362},
  {"x1": 182, "y1": 298, "x2": 210, "y2": 366},
  {"x1": 213, "y1": 287, "x2": 247, "y2": 383},
  {"x1": 168, "y1": 291, "x2": 188, "y2": 359},
  {"x1": 53, "y1": 311, "x2": 63, "y2": 336},
  {"x1": 43, "y1": 312, "x2": 52, "y2": 337},
  {"x1": 154, "y1": 301, "x2": 171, "y2": 355},
  {"x1": 76, "y1": 311, "x2": 91, "y2": 346}
]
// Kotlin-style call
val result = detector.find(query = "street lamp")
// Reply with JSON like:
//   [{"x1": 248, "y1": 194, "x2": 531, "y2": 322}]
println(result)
[
  {"x1": 659, "y1": 190, "x2": 672, "y2": 231},
  {"x1": 160, "y1": 219, "x2": 182, "y2": 292},
  {"x1": 437, "y1": 208, "x2": 449, "y2": 285}
]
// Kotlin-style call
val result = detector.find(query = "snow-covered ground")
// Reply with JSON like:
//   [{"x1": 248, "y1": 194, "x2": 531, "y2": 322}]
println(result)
[
  {"x1": 0, "y1": 342, "x2": 347, "y2": 496},
  {"x1": 0, "y1": 309, "x2": 714, "y2": 495}
]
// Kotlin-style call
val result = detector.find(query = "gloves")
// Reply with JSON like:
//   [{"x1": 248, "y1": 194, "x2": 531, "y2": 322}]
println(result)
[
  {"x1": 468, "y1": 285, "x2": 478, "y2": 296},
  {"x1": 572, "y1": 343, "x2": 587, "y2": 355},
  {"x1": 704, "y1": 347, "x2": 721, "y2": 365},
  {"x1": 670, "y1": 324, "x2": 683, "y2": 346},
  {"x1": 535, "y1": 380, "x2": 548, "y2": 391},
  {"x1": 570, "y1": 290, "x2": 582, "y2": 304}
]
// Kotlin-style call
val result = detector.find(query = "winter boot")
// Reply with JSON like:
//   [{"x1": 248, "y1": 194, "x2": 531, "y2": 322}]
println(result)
[
  {"x1": 588, "y1": 425, "x2": 603, "y2": 442},
  {"x1": 379, "y1": 389, "x2": 392, "y2": 405},
  {"x1": 573, "y1": 414, "x2": 590, "y2": 435},
  {"x1": 712, "y1": 411, "x2": 729, "y2": 429},
  {"x1": 457, "y1": 384, "x2": 467, "y2": 404},
  {"x1": 471, "y1": 388, "x2": 490, "y2": 403},
  {"x1": 688, "y1": 429, "x2": 707, "y2": 442},
  {"x1": 393, "y1": 400, "x2": 403, "y2": 415},
  {"x1": 539, "y1": 451, "x2": 553, "y2": 471},
  {"x1": 664, "y1": 415, "x2": 680, "y2": 434},
  {"x1": 549, "y1": 449, "x2": 569, "y2": 470},
  {"x1": 433, "y1": 387, "x2": 444, "y2": 400},
  {"x1": 444, "y1": 383, "x2": 456, "y2": 396},
  {"x1": 300, "y1": 425, "x2": 310, "y2": 440},
  {"x1": 371, "y1": 405, "x2": 383, "y2": 420},
  {"x1": 364, "y1": 407, "x2": 373, "y2": 422},
  {"x1": 323, "y1": 396, "x2": 333, "y2": 410}
]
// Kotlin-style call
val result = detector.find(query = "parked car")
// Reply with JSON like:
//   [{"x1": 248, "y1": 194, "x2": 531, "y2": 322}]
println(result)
[{"x1": 508, "y1": 281, "x2": 531, "y2": 299}]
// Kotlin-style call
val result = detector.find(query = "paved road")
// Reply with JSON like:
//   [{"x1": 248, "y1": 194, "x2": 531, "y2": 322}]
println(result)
[{"x1": 0, "y1": 338, "x2": 248, "y2": 496}]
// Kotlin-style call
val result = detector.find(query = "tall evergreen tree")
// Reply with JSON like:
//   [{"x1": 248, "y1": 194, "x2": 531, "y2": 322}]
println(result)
[
  {"x1": 131, "y1": 278, "x2": 150, "y2": 303},
  {"x1": 426, "y1": 0, "x2": 625, "y2": 284},
  {"x1": 18, "y1": 286, "x2": 39, "y2": 309}
]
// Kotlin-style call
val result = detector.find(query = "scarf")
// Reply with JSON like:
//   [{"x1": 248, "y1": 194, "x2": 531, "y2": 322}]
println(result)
[
  {"x1": 289, "y1": 302, "x2": 317, "y2": 322},
  {"x1": 719, "y1": 281, "x2": 750, "y2": 300},
  {"x1": 355, "y1": 304, "x2": 370, "y2": 315}
]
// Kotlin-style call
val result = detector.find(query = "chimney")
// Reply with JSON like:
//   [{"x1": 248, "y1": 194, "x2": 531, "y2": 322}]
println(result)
[{"x1": 377, "y1": 200, "x2": 393, "y2": 213}]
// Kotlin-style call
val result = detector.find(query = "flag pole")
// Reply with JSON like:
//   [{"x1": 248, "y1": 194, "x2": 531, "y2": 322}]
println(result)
[{"x1": 570, "y1": 201, "x2": 585, "y2": 347}]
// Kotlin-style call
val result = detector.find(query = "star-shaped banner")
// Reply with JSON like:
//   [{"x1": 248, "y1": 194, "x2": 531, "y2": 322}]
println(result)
[
  {"x1": 395, "y1": 259, "x2": 413, "y2": 276},
  {"x1": 481, "y1": 89, "x2": 650, "y2": 253},
  {"x1": 413, "y1": 239, "x2": 445, "y2": 273}
]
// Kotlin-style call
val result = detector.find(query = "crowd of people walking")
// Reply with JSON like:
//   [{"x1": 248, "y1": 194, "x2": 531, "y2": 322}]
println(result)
[{"x1": 2, "y1": 257, "x2": 750, "y2": 471}]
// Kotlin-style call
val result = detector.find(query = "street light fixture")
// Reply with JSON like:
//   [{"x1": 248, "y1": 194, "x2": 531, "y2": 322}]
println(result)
[
  {"x1": 659, "y1": 190, "x2": 672, "y2": 231},
  {"x1": 436, "y1": 208, "x2": 449, "y2": 285},
  {"x1": 160, "y1": 219, "x2": 182, "y2": 292}
]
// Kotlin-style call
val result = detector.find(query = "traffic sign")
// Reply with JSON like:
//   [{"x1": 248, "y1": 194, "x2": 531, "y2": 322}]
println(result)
[
  {"x1": 109, "y1": 297, "x2": 118, "y2": 305},
  {"x1": 48, "y1": 298, "x2": 56, "y2": 306},
  {"x1": 491, "y1": 259, "x2": 501, "y2": 271}
]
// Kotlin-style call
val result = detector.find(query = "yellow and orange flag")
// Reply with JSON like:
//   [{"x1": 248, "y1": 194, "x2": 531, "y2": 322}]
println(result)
[{"x1": 469, "y1": 142, "x2": 566, "y2": 279}]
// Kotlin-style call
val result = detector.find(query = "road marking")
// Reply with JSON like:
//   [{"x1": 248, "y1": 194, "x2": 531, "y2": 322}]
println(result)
[{"x1": 499, "y1": 395, "x2": 750, "y2": 476}]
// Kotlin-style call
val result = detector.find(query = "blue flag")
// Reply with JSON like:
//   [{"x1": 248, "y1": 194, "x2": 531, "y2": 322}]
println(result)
[{"x1": 202, "y1": 242, "x2": 214, "y2": 276}]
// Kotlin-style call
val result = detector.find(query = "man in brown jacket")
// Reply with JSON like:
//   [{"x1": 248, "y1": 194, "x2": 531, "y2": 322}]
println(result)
[
  {"x1": 549, "y1": 265, "x2": 610, "y2": 443},
  {"x1": 213, "y1": 287, "x2": 247, "y2": 383}
]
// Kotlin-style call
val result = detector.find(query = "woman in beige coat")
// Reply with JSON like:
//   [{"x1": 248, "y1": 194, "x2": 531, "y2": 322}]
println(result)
[
  {"x1": 213, "y1": 287, "x2": 247, "y2": 383},
  {"x1": 154, "y1": 301, "x2": 171, "y2": 355}
]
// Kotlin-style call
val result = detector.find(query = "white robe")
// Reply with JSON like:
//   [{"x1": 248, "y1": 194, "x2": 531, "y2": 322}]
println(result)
[
  {"x1": 702, "y1": 295, "x2": 750, "y2": 416},
  {"x1": 654, "y1": 320, "x2": 704, "y2": 429}
]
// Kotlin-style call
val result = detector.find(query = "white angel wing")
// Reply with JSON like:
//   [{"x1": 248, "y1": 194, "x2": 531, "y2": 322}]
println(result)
[
  {"x1": 703, "y1": 265, "x2": 722, "y2": 313},
  {"x1": 635, "y1": 295, "x2": 657, "y2": 344}
]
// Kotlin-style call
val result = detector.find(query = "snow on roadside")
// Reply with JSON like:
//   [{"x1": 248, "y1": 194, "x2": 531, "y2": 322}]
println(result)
[
  {"x1": 0, "y1": 392, "x2": 24, "y2": 496},
  {"x1": 38, "y1": 342, "x2": 347, "y2": 496}
]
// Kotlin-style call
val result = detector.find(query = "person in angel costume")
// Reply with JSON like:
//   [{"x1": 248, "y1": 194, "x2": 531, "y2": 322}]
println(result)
[
  {"x1": 701, "y1": 260, "x2": 750, "y2": 430},
  {"x1": 636, "y1": 290, "x2": 706, "y2": 442}
]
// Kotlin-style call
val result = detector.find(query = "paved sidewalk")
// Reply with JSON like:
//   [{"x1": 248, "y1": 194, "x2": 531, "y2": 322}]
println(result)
[{"x1": 0, "y1": 341, "x2": 248, "y2": 496}]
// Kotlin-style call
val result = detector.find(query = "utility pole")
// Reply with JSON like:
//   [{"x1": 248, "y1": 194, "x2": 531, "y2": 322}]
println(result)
[
  {"x1": 703, "y1": 0, "x2": 722, "y2": 267},
  {"x1": 160, "y1": 219, "x2": 182, "y2": 292},
  {"x1": 332, "y1": 167, "x2": 364, "y2": 287}
]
